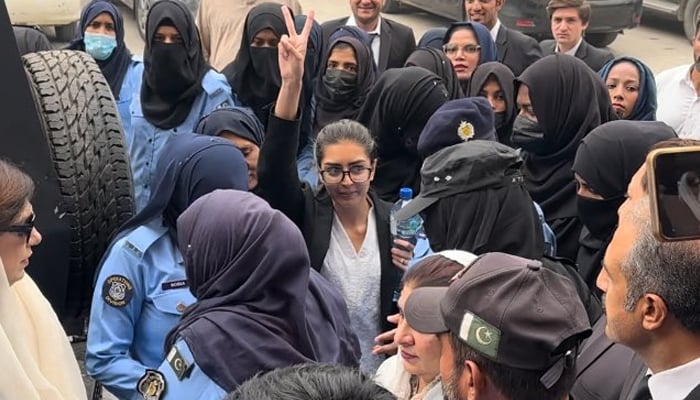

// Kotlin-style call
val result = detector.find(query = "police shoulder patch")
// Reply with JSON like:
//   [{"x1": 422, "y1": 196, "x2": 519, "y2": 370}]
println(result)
[
  {"x1": 137, "y1": 369, "x2": 166, "y2": 400},
  {"x1": 166, "y1": 345, "x2": 193, "y2": 381},
  {"x1": 102, "y1": 274, "x2": 134, "y2": 308}
]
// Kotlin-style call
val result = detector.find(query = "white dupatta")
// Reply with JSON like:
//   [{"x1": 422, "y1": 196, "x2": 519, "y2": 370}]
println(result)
[{"x1": 0, "y1": 258, "x2": 86, "y2": 399}]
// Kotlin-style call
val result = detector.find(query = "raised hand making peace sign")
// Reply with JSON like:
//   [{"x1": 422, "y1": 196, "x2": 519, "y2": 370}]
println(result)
[{"x1": 278, "y1": 6, "x2": 316, "y2": 84}]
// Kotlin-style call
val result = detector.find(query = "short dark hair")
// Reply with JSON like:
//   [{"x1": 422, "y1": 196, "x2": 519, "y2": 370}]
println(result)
[
  {"x1": 445, "y1": 332, "x2": 576, "y2": 400},
  {"x1": 402, "y1": 254, "x2": 464, "y2": 288},
  {"x1": 0, "y1": 158, "x2": 34, "y2": 228},
  {"x1": 546, "y1": 0, "x2": 592, "y2": 25},
  {"x1": 314, "y1": 119, "x2": 378, "y2": 167},
  {"x1": 225, "y1": 364, "x2": 397, "y2": 400},
  {"x1": 641, "y1": 139, "x2": 700, "y2": 193}
]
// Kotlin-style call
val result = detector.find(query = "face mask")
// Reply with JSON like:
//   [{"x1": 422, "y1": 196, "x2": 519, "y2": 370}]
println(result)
[
  {"x1": 494, "y1": 111, "x2": 507, "y2": 129},
  {"x1": 577, "y1": 195, "x2": 625, "y2": 241},
  {"x1": 147, "y1": 42, "x2": 196, "y2": 97},
  {"x1": 84, "y1": 32, "x2": 117, "y2": 61},
  {"x1": 322, "y1": 69, "x2": 357, "y2": 101},
  {"x1": 512, "y1": 115, "x2": 546, "y2": 154}
]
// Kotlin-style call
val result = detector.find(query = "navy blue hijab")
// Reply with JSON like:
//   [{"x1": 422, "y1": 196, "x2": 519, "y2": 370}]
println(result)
[
  {"x1": 195, "y1": 107, "x2": 265, "y2": 147},
  {"x1": 167, "y1": 190, "x2": 361, "y2": 391},
  {"x1": 599, "y1": 56, "x2": 657, "y2": 122},
  {"x1": 444, "y1": 22, "x2": 497, "y2": 65},
  {"x1": 418, "y1": 27, "x2": 448, "y2": 49},
  {"x1": 115, "y1": 133, "x2": 248, "y2": 241},
  {"x1": 68, "y1": 0, "x2": 131, "y2": 98},
  {"x1": 329, "y1": 25, "x2": 373, "y2": 49}
]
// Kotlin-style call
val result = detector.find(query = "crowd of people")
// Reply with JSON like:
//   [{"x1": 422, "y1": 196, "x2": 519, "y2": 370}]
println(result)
[{"x1": 2, "y1": 0, "x2": 700, "y2": 399}]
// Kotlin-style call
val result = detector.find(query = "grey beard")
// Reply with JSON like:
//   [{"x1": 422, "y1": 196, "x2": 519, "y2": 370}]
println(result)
[{"x1": 442, "y1": 371, "x2": 465, "y2": 400}]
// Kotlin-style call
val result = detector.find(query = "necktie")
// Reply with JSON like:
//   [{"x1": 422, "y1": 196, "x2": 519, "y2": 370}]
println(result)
[
  {"x1": 368, "y1": 33, "x2": 379, "y2": 66},
  {"x1": 631, "y1": 374, "x2": 651, "y2": 400}
]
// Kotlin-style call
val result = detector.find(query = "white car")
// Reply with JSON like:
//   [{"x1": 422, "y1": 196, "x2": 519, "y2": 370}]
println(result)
[{"x1": 6, "y1": 0, "x2": 89, "y2": 41}]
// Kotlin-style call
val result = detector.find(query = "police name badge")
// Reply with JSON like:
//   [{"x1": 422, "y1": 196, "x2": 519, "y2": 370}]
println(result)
[
  {"x1": 102, "y1": 275, "x2": 134, "y2": 308},
  {"x1": 137, "y1": 369, "x2": 166, "y2": 400}
]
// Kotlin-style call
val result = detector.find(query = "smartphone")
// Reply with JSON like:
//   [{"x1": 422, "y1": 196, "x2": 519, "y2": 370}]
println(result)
[{"x1": 646, "y1": 146, "x2": 700, "y2": 241}]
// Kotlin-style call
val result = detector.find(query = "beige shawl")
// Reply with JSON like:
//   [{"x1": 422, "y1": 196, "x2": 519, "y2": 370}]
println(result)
[{"x1": 0, "y1": 258, "x2": 87, "y2": 400}]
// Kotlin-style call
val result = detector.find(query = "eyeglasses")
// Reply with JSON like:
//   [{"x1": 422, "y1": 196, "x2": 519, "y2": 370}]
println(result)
[
  {"x1": 443, "y1": 43, "x2": 481, "y2": 55},
  {"x1": 0, "y1": 213, "x2": 36, "y2": 244},
  {"x1": 320, "y1": 166, "x2": 373, "y2": 184}
]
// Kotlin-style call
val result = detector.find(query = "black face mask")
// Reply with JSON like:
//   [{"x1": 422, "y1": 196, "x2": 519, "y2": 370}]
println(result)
[
  {"x1": 577, "y1": 195, "x2": 625, "y2": 241},
  {"x1": 494, "y1": 111, "x2": 507, "y2": 129},
  {"x1": 322, "y1": 69, "x2": 357, "y2": 102},
  {"x1": 512, "y1": 115, "x2": 546, "y2": 154},
  {"x1": 148, "y1": 42, "x2": 196, "y2": 97},
  {"x1": 250, "y1": 47, "x2": 280, "y2": 83}
]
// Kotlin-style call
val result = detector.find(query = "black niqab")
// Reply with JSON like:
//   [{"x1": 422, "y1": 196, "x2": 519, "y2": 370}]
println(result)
[
  {"x1": 467, "y1": 62, "x2": 516, "y2": 147},
  {"x1": 67, "y1": 0, "x2": 132, "y2": 98},
  {"x1": 223, "y1": 3, "x2": 288, "y2": 126},
  {"x1": 572, "y1": 120, "x2": 677, "y2": 287},
  {"x1": 356, "y1": 66, "x2": 450, "y2": 201},
  {"x1": 404, "y1": 47, "x2": 463, "y2": 100},
  {"x1": 140, "y1": 0, "x2": 209, "y2": 129},
  {"x1": 516, "y1": 54, "x2": 615, "y2": 259},
  {"x1": 315, "y1": 37, "x2": 376, "y2": 134},
  {"x1": 167, "y1": 190, "x2": 360, "y2": 391}
]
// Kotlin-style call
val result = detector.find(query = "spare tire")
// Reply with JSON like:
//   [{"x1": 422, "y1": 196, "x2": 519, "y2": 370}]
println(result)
[{"x1": 22, "y1": 50, "x2": 134, "y2": 333}]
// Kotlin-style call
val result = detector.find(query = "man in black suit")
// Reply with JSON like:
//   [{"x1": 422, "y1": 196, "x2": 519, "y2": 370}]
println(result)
[
  {"x1": 321, "y1": 0, "x2": 416, "y2": 73},
  {"x1": 464, "y1": 0, "x2": 542, "y2": 76},
  {"x1": 539, "y1": 0, "x2": 613, "y2": 72}
]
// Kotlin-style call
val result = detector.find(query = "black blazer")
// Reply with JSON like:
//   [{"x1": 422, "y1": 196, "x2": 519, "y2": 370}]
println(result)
[
  {"x1": 495, "y1": 25, "x2": 542, "y2": 77},
  {"x1": 321, "y1": 17, "x2": 416, "y2": 73},
  {"x1": 539, "y1": 38, "x2": 614, "y2": 72},
  {"x1": 570, "y1": 316, "x2": 641, "y2": 400},
  {"x1": 257, "y1": 113, "x2": 402, "y2": 333}
]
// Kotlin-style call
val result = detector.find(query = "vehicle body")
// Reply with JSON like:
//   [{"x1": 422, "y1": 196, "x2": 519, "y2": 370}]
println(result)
[
  {"x1": 6, "y1": 0, "x2": 88, "y2": 40},
  {"x1": 384, "y1": 0, "x2": 644, "y2": 48},
  {"x1": 643, "y1": 0, "x2": 700, "y2": 40},
  {"x1": 116, "y1": 0, "x2": 200, "y2": 39}
]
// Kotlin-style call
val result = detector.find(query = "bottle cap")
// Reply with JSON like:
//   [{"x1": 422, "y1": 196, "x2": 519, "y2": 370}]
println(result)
[{"x1": 399, "y1": 187, "x2": 413, "y2": 200}]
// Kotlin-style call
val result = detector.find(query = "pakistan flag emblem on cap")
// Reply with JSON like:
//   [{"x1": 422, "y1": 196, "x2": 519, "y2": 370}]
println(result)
[{"x1": 459, "y1": 312, "x2": 501, "y2": 359}]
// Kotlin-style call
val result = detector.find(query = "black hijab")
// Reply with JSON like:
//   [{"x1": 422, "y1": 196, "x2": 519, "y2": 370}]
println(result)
[
  {"x1": 516, "y1": 55, "x2": 615, "y2": 219},
  {"x1": 223, "y1": 3, "x2": 288, "y2": 127},
  {"x1": 167, "y1": 190, "x2": 361, "y2": 391},
  {"x1": 356, "y1": 66, "x2": 450, "y2": 201},
  {"x1": 195, "y1": 107, "x2": 265, "y2": 147},
  {"x1": 572, "y1": 120, "x2": 677, "y2": 287},
  {"x1": 67, "y1": 0, "x2": 132, "y2": 98},
  {"x1": 422, "y1": 145, "x2": 544, "y2": 259},
  {"x1": 404, "y1": 47, "x2": 463, "y2": 100},
  {"x1": 314, "y1": 37, "x2": 376, "y2": 135},
  {"x1": 467, "y1": 62, "x2": 516, "y2": 147},
  {"x1": 140, "y1": 0, "x2": 209, "y2": 130}
]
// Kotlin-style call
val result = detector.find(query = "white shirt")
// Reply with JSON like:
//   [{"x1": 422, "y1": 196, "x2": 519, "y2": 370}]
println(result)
[
  {"x1": 657, "y1": 64, "x2": 700, "y2": 139},
  {"x1": 649, "y1": 356, "x2": 700, "y2": 400},
  {"x1": 346, "y1": 15, "x2": 382, "y2": 66},
  {"x1": 490, "y1": 19, "x2": 502, "y2": 43},
  {"x1": 322, "y1": 208, "x2": 382, "y2": 374},
  {"x1": 556, "y1": 37, "x2": 583, "y2": 56}
]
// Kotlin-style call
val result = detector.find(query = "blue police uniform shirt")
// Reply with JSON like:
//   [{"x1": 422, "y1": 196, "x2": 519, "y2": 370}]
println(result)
[
  {"x1": 127, "y1": 69, "x2": 237, "y2": 212},
  {"x1": 115, "y1": 56, "x2": 144, "y2": 136},
  {"x1": 86, "y1": 220, "x2": 196, "y2": 400},
  {"x1": 156, "y1": 339, "x2": 226, "y2": 400}
]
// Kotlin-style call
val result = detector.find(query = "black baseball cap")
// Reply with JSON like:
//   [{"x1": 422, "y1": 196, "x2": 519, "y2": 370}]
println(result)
[
  {"x1": 394, "y1": 140, "x2": 523, "y2": 221},
  {"x1": 405, "y1": 252, "x2": 592, "y2": 389}
]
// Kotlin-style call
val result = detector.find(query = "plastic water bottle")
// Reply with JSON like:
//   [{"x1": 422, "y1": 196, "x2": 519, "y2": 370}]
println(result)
[{"x1": 390, "y1": 187, "x2": 424, "y2": 246}]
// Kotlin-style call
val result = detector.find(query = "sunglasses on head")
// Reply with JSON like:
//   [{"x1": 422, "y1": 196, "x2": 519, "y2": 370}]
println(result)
[{"x1": 0, "y1": 213, "x2": 36, "y2": 243}]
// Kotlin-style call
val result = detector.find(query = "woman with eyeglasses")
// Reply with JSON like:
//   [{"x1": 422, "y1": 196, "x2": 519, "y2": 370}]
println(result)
[
  {"x1": 0, "y1": 159, "x2": 87, "y2": 399},
  {"x1": 257, "y1": 6, "x2": 405, "y2": 374},
  {"x1": 442, "y1": 22, "x2": 497, "y2": 93}
]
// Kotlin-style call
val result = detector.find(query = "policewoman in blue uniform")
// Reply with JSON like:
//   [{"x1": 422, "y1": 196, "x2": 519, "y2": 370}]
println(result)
[
  {"x1": 127, "y1": 0, "x2": 238, "y2": 212},
  {"x1": 86, "y1": 133, "x2": 249, "y2": 400},
  {"x1": 67, "y1": 0, "x2": 144, "y2": 135}
]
